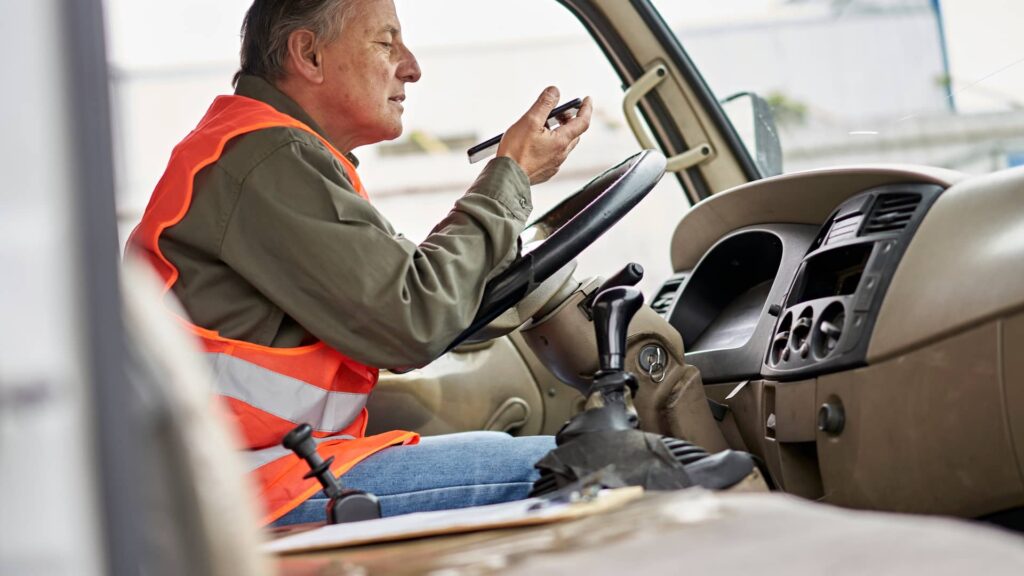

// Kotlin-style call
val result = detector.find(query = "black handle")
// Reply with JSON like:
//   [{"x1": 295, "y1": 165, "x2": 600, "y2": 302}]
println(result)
[
  {"x1": 592, "y1": 286, "x2": 644, "y2": 373},
  {"x1": 579, "y1": 263, "x2": 645, "y2": 317},
  {"x1": 602, "y1": 262, "x2": 644, "y2": 291},
  {"x1": 283, "y1": 423, "x2": 342, "y2": 499}
]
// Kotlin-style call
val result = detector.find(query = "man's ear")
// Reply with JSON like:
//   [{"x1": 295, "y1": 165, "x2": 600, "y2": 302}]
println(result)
[{"x1": 285, "y1": 29, "x2": 323, "y2": 84}]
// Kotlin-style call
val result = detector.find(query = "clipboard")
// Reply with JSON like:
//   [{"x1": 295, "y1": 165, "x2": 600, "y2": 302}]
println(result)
[{"x1": 265, "y1": 486, "x2": 643, "y2": 555}]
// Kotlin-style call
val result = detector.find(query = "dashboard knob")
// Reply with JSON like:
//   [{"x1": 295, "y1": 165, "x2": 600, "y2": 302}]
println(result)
[{"x1": 818, "y1": 401, "x2": 846, "y2": 435}]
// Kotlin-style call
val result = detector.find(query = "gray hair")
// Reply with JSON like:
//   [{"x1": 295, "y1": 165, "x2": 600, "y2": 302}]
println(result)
[{"x1": 233, "y1": 0, "x2": 360, "y2": 86}]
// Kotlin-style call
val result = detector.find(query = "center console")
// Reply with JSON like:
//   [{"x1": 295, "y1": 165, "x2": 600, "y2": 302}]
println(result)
[{"x1": 762, "y1": 183, "x2": 944, "y2": 380}]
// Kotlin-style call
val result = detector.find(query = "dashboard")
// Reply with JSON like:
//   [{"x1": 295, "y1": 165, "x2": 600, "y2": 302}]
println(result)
[
  {"x1": 656, "y1": 182, "x2": 943, "y2": 384},
  {"x1": 643, "y1": 164, "x2": 1024, "y2": 520}
]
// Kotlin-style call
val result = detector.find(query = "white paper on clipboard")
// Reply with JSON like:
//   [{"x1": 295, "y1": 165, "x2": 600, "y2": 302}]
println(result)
[{"x1": 264, "y1": 487, "x2": 643, "y2": 555}]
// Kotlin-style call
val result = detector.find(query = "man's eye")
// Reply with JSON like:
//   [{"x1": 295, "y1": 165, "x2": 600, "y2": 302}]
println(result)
[{"x1": 377, "y1": 42, "x2": 393, "y2": 50}]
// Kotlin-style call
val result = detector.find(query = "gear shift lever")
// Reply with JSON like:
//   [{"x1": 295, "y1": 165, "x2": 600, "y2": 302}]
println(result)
[
  {"x1": 283, "y1": 424, "x2": 381, "y2": 524},
  {"x1": 590, "y1": 286, "x2": 643, "y2": 410},
  {"x1": 592, "y1": 286, "x2": 644, "y2": 374},
  {"x1": 531, "y1": 284, "x2": 763, "y2": 497},
  {"x1": 532, "y1": 284, "x2": 765, "y2": 496},
  {"x1": 556, "y1": 286, "x2": 644, "y2": 443}
]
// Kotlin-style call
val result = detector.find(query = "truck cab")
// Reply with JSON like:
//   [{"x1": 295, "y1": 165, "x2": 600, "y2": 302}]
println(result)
[{"x1": 3, "y1": 1, "x2": 1023, "y2": 573}]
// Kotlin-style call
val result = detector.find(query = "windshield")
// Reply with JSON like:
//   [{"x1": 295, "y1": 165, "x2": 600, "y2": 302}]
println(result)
[{"x1": 651, "y1": 0, "x2": 1024, "y2": 176}]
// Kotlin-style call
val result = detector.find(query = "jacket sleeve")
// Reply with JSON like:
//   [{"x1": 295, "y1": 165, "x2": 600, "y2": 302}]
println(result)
[{"x1": 219, "y1": 138, "x2": 532, "y2": 368}]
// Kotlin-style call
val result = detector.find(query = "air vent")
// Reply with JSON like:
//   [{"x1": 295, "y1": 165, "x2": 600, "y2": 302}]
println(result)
[
  {"x1": 824, "y1": 214, "x2": 863, "y2": 246},
  {"x1": 651, "y1": 275, "x2": 686, "y2": 317},
  {"x1": 814, "y1": 302, "x2": 846, "y2": 359},
  {"x1": 862, "y1": 193, "x2": 921, "y2": 235}
]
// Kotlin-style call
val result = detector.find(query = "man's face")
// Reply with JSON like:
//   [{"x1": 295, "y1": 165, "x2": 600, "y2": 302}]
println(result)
[{"x1": 317, "y1": 0, "x2": 420, "y2": 151}]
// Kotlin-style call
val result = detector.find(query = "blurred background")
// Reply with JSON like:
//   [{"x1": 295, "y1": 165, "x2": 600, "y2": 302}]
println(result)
[{"x1": 105, "y1": 0, "x2": 1024, "y2": 297}]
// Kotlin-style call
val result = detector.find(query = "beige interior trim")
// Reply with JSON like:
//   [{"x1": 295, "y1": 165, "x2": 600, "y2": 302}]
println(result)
[
  {"x1": 592, "y1": 0, "x2": 749, "y2": 195},
  {"x1": 367, "y1": 336, "x2": 544, "y2": 436},
  {"x1": 1003, "y1": 313, "x2": 1024, "y2": 482},
  {"x1": 868, "y1": 166, "x2": 1024, "y2": 361},
  {"x1": 670, "y1": 164, "x2": 964, "y2": 271},
  {"x1": 819, "y1": 321, "x2": 1024, "y2": 517},
  {"x1": 621, "y1": 60, "x2": 713, "y2": 173}
]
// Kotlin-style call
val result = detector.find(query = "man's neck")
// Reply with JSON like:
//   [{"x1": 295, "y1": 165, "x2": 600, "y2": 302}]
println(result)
[
  {"x1": 274, "y1": 79, "x2": 360, "y2": 154},
  {"x1": 233, "y1": 75, "x2": 362, "y2": 167}
]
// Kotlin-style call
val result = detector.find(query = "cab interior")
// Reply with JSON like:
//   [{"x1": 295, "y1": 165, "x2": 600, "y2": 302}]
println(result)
[
  {"x1": 366, "y1": 0, "x2": 1024, "y2": 524},
  {"x1": 6, "y1": 0, "x2": 1024, "y2": 573}
]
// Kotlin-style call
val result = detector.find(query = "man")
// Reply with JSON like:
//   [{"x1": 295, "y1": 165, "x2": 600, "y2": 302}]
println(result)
[{"x1": 127, "y1": 0, "x2": 593, "y2": 526}]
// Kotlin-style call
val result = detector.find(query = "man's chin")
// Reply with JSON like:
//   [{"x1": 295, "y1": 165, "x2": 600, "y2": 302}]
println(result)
[
  {"x1": 361, "y1": 121, "x2": 403, "y2": 146},
  {"x1": 383, "y1": 124, "x2": 403, "y2": 142}
]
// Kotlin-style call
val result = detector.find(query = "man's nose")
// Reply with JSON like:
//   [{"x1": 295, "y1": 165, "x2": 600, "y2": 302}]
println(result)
[{"x1": 398, "y1": 45, "x2": 421, "y2": 83}]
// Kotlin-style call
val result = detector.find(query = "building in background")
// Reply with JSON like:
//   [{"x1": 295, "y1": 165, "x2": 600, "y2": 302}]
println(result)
[{"x1": 674, "y1": 0, "x2": 1024, "y2": 174}]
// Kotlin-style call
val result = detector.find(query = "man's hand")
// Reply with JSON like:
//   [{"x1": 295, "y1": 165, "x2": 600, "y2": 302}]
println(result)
[{"x1": 497, "y1": 87, "x2": 593, "y2": 185}]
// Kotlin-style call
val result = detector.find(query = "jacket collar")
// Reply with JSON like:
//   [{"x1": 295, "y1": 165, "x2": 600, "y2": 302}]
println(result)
[{"x1": 234, "y1": 74, "x2": 360, "y2": 167}]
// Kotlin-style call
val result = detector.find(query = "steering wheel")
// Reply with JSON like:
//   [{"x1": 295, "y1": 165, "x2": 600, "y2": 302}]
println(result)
[{"x1": 445, "y1": 149, "x2": 667, "y2": 352}]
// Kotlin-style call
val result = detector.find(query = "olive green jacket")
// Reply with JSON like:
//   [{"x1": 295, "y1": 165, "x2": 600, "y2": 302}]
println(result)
[{"x1": 159, "y1": 75, "x2": 532, "y2": 368}]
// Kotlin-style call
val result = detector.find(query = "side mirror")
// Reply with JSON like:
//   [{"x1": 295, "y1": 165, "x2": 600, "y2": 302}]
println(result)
[{"x1": 721, "y1": 92, "x2": 783, "y2": 177}]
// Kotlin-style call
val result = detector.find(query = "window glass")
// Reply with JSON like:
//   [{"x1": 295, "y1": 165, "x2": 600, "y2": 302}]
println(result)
[
  {"x1": 651, "y1": 0, "x2": 1024, "y2": 175},
  {"x1": 107, "y1": 0, "x2": 692, "y2": 296}
]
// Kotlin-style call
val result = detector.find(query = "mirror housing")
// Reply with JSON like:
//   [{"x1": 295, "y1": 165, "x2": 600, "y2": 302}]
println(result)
[{"x1": 721, "y1": 92, "x2": 783, "y2": 177}]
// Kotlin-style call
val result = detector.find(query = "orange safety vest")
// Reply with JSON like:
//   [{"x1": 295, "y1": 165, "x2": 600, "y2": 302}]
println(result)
[{"x1": 127, "y1": 95, "x2": 418, "y2": 525}]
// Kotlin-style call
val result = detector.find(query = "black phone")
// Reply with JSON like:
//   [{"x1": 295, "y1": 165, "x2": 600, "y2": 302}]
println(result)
[{"x1": 467, "y1": 98, "x2": 583, "y2": 164}]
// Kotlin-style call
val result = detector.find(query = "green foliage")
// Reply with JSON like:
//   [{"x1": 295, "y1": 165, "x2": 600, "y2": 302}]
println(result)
[{"x1": 764, "y1": 91, "x2": 809, "y2": 126}]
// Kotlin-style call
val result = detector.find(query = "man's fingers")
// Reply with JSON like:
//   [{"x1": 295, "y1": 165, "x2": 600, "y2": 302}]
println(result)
[
  {"x1": 524, "y1": 86, "x2": 561, "y2": 128},
  {"x1": 555, "y1": 96, "x2": 593, "y2": 142},
  {"x1": 565, "y1": 136, "x2": 581, "y2": 156},
  {"x1": 555, "y1": 109, "x2": 577, "y2": 125},
  {"x1": 504, "y1": 91, "x2": 591, "y2": 183}
]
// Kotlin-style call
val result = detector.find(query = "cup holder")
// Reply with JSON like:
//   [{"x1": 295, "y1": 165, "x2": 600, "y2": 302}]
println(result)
[{"x1": 813, "y1": 302, "x2": 846, "y2": 359}]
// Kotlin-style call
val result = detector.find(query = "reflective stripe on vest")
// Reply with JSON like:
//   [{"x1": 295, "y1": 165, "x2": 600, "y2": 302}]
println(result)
[
  {"x1": 208, "y1": 353, "x2": 368, "y2": 434},
  {"x1": 127, "y1": 95, "x2": 419, "y2": 525}
]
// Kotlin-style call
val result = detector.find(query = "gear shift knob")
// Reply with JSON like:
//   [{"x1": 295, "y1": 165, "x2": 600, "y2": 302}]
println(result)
[{"x1": 592, "y1": 286, "x2": 644, "y2": 373}]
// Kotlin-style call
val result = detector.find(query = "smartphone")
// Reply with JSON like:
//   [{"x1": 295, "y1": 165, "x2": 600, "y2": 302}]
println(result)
[{"x1": 467, "y1": 98, "x2": 583, "y2": 164}]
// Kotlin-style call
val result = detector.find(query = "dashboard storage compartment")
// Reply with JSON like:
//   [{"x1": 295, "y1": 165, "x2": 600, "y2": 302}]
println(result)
[
  {"x1": 667, "y1": 225, "x2": 818, "y2": 384},
  {"x1": 674, "y1": 231, "x2": 782, "y2": 352}
]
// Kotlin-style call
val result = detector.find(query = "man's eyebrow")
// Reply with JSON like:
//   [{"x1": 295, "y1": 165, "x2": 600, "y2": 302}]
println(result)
[{"x1": 379, "y1": 25, "x2": 400, "y2": 35}]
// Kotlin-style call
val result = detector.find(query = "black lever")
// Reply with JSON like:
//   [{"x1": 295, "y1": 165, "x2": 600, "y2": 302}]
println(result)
[
  {"x1": 602, "y1": 262, "x2": 644, "y2": 292},
  {"x1": 535, "y1": 283, "x2": 762, "y2": 498},
  {"x1": 283, "y1": 424, "x2": 381, "y2": 524},
  {"x1": 592, "y1": 286, "x2": 644, "y2": 373},
  {"x1": 556, "y1": 286, "x2": 645, "y2": 442},
  {"x1": 283, "y1": 424, "x2": 342, "y2": 497},
  {"x1": 581, "y1": 263, "x2": 644, "y2": 318}
]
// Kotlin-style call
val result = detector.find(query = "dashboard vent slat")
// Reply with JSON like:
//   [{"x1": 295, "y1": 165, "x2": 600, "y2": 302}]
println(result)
[
  {"x1": 824, "y1": 215, "x2": 863, "y2": 245},
  {"x1": 862, "y1": 193, "x2": 921, "y2": 234},
  {"x1": 651, "y1": 275, "x2": 685, "y2": 317}
]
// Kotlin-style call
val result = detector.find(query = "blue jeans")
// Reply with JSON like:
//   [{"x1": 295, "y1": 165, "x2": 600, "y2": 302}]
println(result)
[{"x1": 273, "y1": 431, "x2": 555, "y2": 526}]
